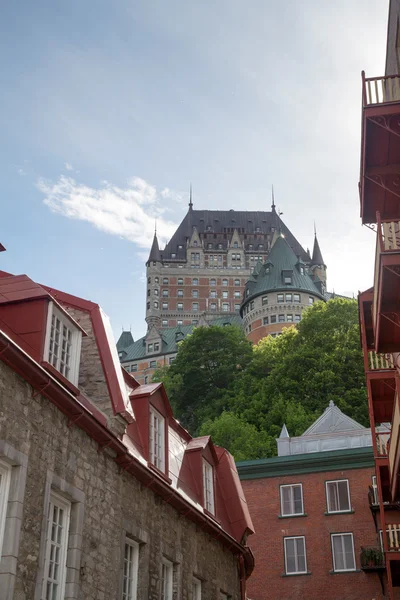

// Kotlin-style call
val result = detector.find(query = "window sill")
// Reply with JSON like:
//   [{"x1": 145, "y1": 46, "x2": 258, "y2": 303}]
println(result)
[
  {"x1": 204, "y1": 508, "x2": 222, "y2": 526},
  {"x1": 324, "y1": 510, "x2": 355, "y2": 516},
  {"x1": 278, "y1": 513, "x2": 308, "y2": 519},
  {"x1": 282, "y1": 572, "x2": 312, "y2": 578},
  {"x1": 148, "y1": 462, "x2": 172, "y2": 485},
  {"x1": 329, "y1": 570, "x2": 361, "y2": 575},
  {"x1": 41, "y1": 361, "x2": 80, "y2": 396}
]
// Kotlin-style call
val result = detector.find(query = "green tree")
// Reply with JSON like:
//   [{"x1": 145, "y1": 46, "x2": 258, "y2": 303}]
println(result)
[
  {"x1": 199, "y1": 411, "x2": 275, "y2": 461},
  {"x1": 153, "y1": 325, "x2": 252, "y2": 435}
]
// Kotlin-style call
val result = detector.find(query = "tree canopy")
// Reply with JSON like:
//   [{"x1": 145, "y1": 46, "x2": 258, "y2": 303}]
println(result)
[{"x1": 153, "y1": 299, "x2": 367, "y2": 460}]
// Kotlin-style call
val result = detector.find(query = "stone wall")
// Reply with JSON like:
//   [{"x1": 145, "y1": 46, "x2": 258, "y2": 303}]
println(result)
[{"x1": 0, "y1": 360, "x2": 242, "y2": 600}]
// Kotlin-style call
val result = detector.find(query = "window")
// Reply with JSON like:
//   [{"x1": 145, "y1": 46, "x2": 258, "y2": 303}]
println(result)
[
  {"x1": 155, "y1": 277, "x2": 159, "y2": 283},
  {"x1": 178, "y1": 278, "x2": 183, "y2": 285},
  {"x1": 234, "y1": 279, "x2": 240, "y2": 286},
  {"x1": 161, "y1": 558, "x2": 173, "y2": 600},
  {"x1": 177, "y1": 320, "x2": 183, "y2": 326},
  {"x1": 278, "y1": 314, "x2": 285, "y2": 323},
  {"x1": 208, "y1": 243, "x2": 213, "y2": 249},
  {"x1": 284, "y1": 537, "x2": 307, "y2": 575},
  {"x1": 284, "y1": 275, "x2": 292, "y2": 284},
  {"x1": 294, "y1": 293, "x2": 300, "y2": 303},
  {"x1": 147, "y1": 289, "x2": 150, "y2": 297},
  {"x1": 192, "y1": 290, "x2": 199, "y2": 298},
  {"x1": 177, "y1": 303, "x2": 183, "y2": 311},
  {"x1": 144, "y1": 376, "x2": 148, "y2": 384},
  {"x1": 248, "y1": 324, "x2": 252, "y2": 332},
  {"x1": 0, "y1": 460, "x2": 11, "y2": 556},
  {"x1": 162, "y1": 320, "x2": 168, "y2": 327},
  {"x1": 210, "y1": 303, "x2": 217, "y2": 311},
  {"x1": 222, "y1": 279, "x2": 228, "y2": 286},
  {"x1": 177, "y1": 290, "x2": 184, "y2": 297},
  {"x1": 169, "y1": 357, "x2": 175, "y2": 365},
  {"x1": 233, "y1": 241, "x2": 238, "y2": 248},
  {"x1": 218, "y1": 244, "x2": 223, "y2": 250},
  {"x1": 192, "y1": 577, "x2": 202, "y2": 600},
  {"x1": 162, "y1": 290, "x2": 169, "y2": 297},
  {"x1": 331, "y1": 534, "x2": 356, "y2": 572},
  {"x1": 220, "y1": 593, "x2": 230, "y2": 600},
  {"x1": 154, "y1": 289, "x2": 159, "y2": 296},
  {"x1": 287, "y1": 314, "x2": 293, "y2": 322},
  {"x1": 262, "y1": 296, "x2": 268, "y2": 306},
  {"x1": 148, "y1": 344, "x2": 153, "y2": 353},
  {"x1": 154, "y1": 343, "x2": 160, "y2": 352},
  {"x1": 192, "y1": 319, "x2": 198, "y2": 325},
  {"x1": 162, "y1": 303, "x2": 168, "y2": 310},
  {"x1": 270, "y1": 315, "x2": 277, "y2": 323},
  {"x1": 150, "y1": 407, "x2": 165, "y2": 471},
  {"x1": 222, "y1": 291, "x2": 228, "y2": 299},
  {"x1": 42, "y1": 492, "x2": 71, "y2": 600},
  {"x1": 295, "y1": 314, "x2": 301, "y2": 323},
  {"x1": 192, "y1": 303, "x2": 199, "y2": 312},
  {"x1": 147, "y1": 277, "x2": 151, "y2": 284},
  {"x1": 192, "y1": 278, "x2": 199, "y2": 285},
  {"x1": 280, "y1": 484, "x2": 304, "y2": 516},
  {"x1": 277, "y1": 294, "x2": 284, "y2": 303},
  {"x1": 234, "y1": 304, "x2": 240, "y2": 311},
  {"x1": 300, "y1": 265, "x2": 305, "y2": 275},
  {"x1": 222, "y1": 303, "x2": 229, "y2": 312},
  {"x1": 210, "y1": 290, "x2": 217, "y2": 298},
  {"x1": 285, "y1": 293, "x2": 292, "y2": 302},
  {"x1": 210, "y1": 279, "x2": 216, "y2": 286},
  {"x1": 171, "y1": 253, "x2": 176, "y2": 258},
  {"x1": 45, "y1": 303, "x2": 82, "y2": 385},
  {"x1": 250, "y1": 301, "x2": 254, "y2": 310},
  {"x1": 193, "y1": 240, "x2": 198, "y2": 247},
  {"x1": 203, "y1": 459, "x2": 215, "y2": 514},
  {"x1": 265, "y1": 266, "x2": 270, "y2": 274},
  {"x1": 154, "y1": 301, "x2": 159, "y2": 309},
  {"x1": 150, "y1": 360, "x2": 157, "y2": 368},
  {"x1": 372, "y1": 475, "x2": 378, "y2": 505},
  {"x1": 131, "y1": 364, "x2": 138, "y2": 372},
  {"x1": 163, "y1": 278, "x2": 169, "y2": 284},
  {"x1": 263, "y1": 316, "x2": 269, "y2": 325},
  {"x1": 123, "y1": 539, "x2": 139, "y2": 600},
  {"x1": 326, "y1": 480, "x2": 351, "y2": 513},
  {"x1": 309, "y1": 296, "x2": 314, "y2": 305},
  {"x1": 234, "y1": 291, "x2": 241, "y2": 298}
]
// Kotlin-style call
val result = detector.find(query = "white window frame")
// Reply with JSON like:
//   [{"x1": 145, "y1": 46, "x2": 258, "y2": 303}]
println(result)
[
  {"x1": 44, "y1": 302, "x2": 82, "y2": 386},
  {"x1": 161, "y1": 558, "x2": 173, "y2": 600},
  {"x1": 284, "y1": 536, "x2": 307, "y2": 575},
  {"x1": 192, "y1": 576, "x2": 202, "y2": 600},
  {"x1": 0, "y1": 459, "x2": 11, "y2": 558},
  {"x1": 42, "y1": 491, "x2": 71, "y2": 600},
  {"x1": 122, "y1": 538, "x2": 139, "y2": 600},
  {"x1": 202, "y1": 459, "x2": 215, "y2": 514},
  {"x1": 326, "y1": 479, "x2": 351, "y2": 513},
  {"x1": 280, "y1": 484, "x2": 304, "y2": 517},
  {"x1": 149, "y1": 407, "x2": 165, "y2": 472},
  {"x1": 331, "y1": 533, "x2": 356, "y2": 572}
]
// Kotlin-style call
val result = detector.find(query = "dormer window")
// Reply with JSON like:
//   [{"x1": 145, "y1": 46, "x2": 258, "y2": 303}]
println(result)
[
  {"x1": 149, "y1": 407, "x2": 165, "y2": 472},
  {"x1": 45, "y1": 303, "x2": 82, "y2": 386},
  {"x1": 193, "y1": 240, "x2": 198, "y2": 247},
  {"x1": 283, "y1": 270, "x2": 293, "y2": 285},
  {"x1": 233, "y1": 242, "x2": 238, "y2": 248},
  {"x1": 202, "y1": 459, "x2": 215, "y2": 514}
]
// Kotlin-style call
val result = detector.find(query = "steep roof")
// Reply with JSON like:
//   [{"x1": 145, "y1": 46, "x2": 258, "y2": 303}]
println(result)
[
  {"x1": 120, "y1": 315, "x2": 242, "y2": 363},
  {"x1": 147, "y1": 233, "x2": 161, "y2": 264},
  {"x1": 117, "y1": 330, "x2": 134, "y2": 351},
  {"x1": 311, "y1": 234, "x2": 325, "y2": 266},
  {"x1": 242, "y1": 235, "x2": 325, "y2": 305},
  {"x1": 162, "y1": 209, "x2": 309, "y2": 261}
]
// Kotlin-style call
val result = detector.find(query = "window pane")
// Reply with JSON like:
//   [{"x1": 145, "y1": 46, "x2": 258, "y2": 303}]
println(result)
[
  {"x1": 293, "y1": 485, "x2": 303, "y2": 513},
  {"x1": 285, "y1": 539, "x2": 296, "y2": 573},
  {"x1": 281, "y1": 487, "x2": 291, "y2": 515},
  {"x1": 338, "y1": 481, "x2": 350, "y2": 511},
  {"x1": 295, "y1": 538, "x2": 306, "y2": 572},
  {"x1": 327, "y1": 482, "x2": 339, "y2": 512},
  {"x1": 343, "y1": 535, "x2": 355, "y2": 570},
  {"x1": 333, "y1": 536, "x2": 345, "y2": 570}
]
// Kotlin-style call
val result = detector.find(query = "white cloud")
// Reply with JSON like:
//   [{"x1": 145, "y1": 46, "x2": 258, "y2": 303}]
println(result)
[
  {"x1": 37, "y1": 175, "x2": 178, "y2": 249},
  {"x1": 64, "y1": 162, "x2": 74, "y2": 171}
]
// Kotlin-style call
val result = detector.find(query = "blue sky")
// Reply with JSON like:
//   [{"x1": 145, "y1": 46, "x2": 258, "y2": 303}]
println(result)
[{"x1": 0, "y1": 0, "x2": 388, "y2": 340}]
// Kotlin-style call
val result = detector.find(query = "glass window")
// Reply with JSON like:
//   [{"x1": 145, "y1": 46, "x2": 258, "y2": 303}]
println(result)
[
  {"x1": 150, "y1": 407, "x2": 165, "y2": 471},
  {"x1": 192, "y1": 290, "x2": 199, "y2": 298},
  {"x1": 295, "y1": 314, "x2": 301, "y2": 322},
  {"x1": 150, "y1": 360, "x2": 157, "y2": 368},
  {"x1": 222, "y1": 303, "x2": 229, "y2": 312},
  {"x1": 178, "y1": 278, "x2": 183, "y2": 285},
  {"x1": 46, "y1": 303, "x2": 81, "y2": 385},
  {"x1": 162, "y1": 320, "x2": 168, "y2": 327},
  {"x1": 169, "y1": 357, "x2": 175, "y2": 365},
  {"x1": 193, "y1": 240, "x2": 198, "y2": 247},
  {"x1": 154, "y1": 289, "x2": 159, "y2": 296},
  {"x1": 222, "y1": 291, "x2": 228, "y2": 299},
  {"x1": 163, "y1": 278, "x2": 169, "y2": 284},
  {"x1": 155, "y1": 277, "x2": 159, "y2": 283},
  {"x1": 234, "y1": 304, "x2": 240, "y2": 311},
  {"x1": 222, "y1": 279, "x2": 228, "y2": 286},
  {"x1": 171, "y1": 253, "x2": 176, "y2": 258},
  {"x1": 278, "y1": 314, "x2": 285, "y2": 323},
  {"x1": 192, "y1": 303, "x2": 199, "y2": 312},
  {"x1": 192, "y1": 278, "x2": 199, "y2": 285},
  {"x1": 210, "y1": 303, "x2": 217, "y2": 311},
  {"x1": 285, "y1": 293, "x2": 292, "y2": 302},
  {"x1": 294, "y1": 294, "x2": 300, "y2": 303},
  {"x1": 131, "y1": 364, "x2": 138, "y2": 372},
  {"x1": 331, "y1": 534, "x2": 356, "y2": 572},
  {"x1": 263, "y1": 316, "x2": 269, "y2": 325},
  {"x1": 147, "y1": 277, "x2": 151, "y2": 284},
  {"x1": 144, "y1": 376, "x2": 148, "y2": 384},
  {"x1": 162, "y1": 290, "x2": 169, "y2": 297},
  {"x1": 154, "y1": 301, "x2": 159, "y2": 309},
  {"x1": 147, "y1": 289, "x2": 150, "y2": 297},
  {"x1": 192, "y1": 319, "x2": 198, "y2": 325},
  {"x1": 250, "y1": 301, "x2": 254, "y2": 310},
  {"x1": 123, "y1": 538, "x2": 139, "y2": 600},
  {"x1": 284, "y1": 276, "x2": 292, "y2": 284},
  {"x1": 177, "y1": 290, "x2": 183, "y2": 297},
  {"x1": 203, "y1": 459, "x2": 215, "y2": 514},
  {"x1": 161, "y1": 558, "x2": 173, "y2": 600},
  {"x1": 270, "y1": 315, "x2": 277, "y2": 324},
  {"x1": 177, "y1": 320, "x2": 183, "y2": 326},
  {"x1": 162, "y1": 303, "x2": 168, "y2": 310},
  {"x1": 0, "y1": 460, "x2": 11, "y2": 557},
  {"x1": 42, "y1": 492, "x2": 71, "y2": 600},
  {"x1": 234, "y1": 291, "x2": 241, "y2": 298},
  {"x1": 284, "y1": 537, "x2": 307, "y2": 575},
  {"x1": 309, "y1": 297, "x2": 314, "y2": 305},
  {"x1": 148, "y1": 344, "x2": 153, "y2": 353},
  {"x1": 287, "y1": 314, "x2": 293, "y2": 322},
  {"x1": 262, "y1": 296, "x2": 268, "y2": 305},
  {"x1": 192, "y1": 577, "x2": 202, "y2": 600},
  {"x1": 277, "y1": 294, "x2": 284, "y2": 303},
  {"x1": 326, "y1": 480, "x2": 351, "y2": 513},
  {"x1": 210, "y1": 290, "x2": 217, "y2": 298},
  {"x1": 280, "y1": 484, "x2": 304, "y2": 516},
  {"x1": 234, "y1": 279, "x2": 240, "y2": 286},
  {"x1": 177, "y1": 303, "x2": 183, "y2": 311},
  {"x1": 210, "y1": 279, "x2": 216, "y2": 286}
]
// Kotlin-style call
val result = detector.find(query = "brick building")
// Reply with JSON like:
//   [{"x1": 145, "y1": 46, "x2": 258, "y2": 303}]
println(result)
[
  {"x1": 0, "y1": 267, "x2": 254, "y2": 599},
  {"x1": 357, "y1": 1, "x2": 400, "y2": 598},
  {"x1": 237, "y1": 402, "x2": 386, "y2": 600}
]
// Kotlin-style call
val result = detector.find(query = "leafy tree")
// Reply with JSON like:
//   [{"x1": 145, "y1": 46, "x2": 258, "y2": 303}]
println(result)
[
  {"x1": 153, "y1": 325, "x2": 253, "y2": 435},
  {"x1": 199, "y1": 412, "x2": 275, "y2": 461}
]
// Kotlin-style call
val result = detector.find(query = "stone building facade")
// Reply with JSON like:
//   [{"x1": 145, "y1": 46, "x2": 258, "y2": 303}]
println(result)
[
  {"x1": 0, "y1": 269, "x2": 254, "y2": 600},
  {"x1": 237, "y1": 403, "x2": 387, "y2": 600}
]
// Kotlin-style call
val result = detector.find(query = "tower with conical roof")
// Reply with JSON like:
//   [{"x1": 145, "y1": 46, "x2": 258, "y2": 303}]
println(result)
[
  {"x1": 310, "y1": 229, "x2": 327, "y2": 291},
  {"x1": 145, "y1": 231, "x2": 162, "y2": 330},
  {"x1": 240, "y1": 234, "x2": 326, "y2": 344}
]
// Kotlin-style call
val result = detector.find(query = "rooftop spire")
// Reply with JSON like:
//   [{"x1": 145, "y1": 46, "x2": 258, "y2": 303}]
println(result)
[
  {"x1": 311, "y1": 231, "x2": 325, "y2": 266},
  {"x1": 271, "y1": 184, "x2": 276, "y2": 212},
  {"x1": 189, "y1": 183, "x2": 193, "y2": 211},
  {"x1": 147, "y1": 231, "x2": 161, "y2": 264}
]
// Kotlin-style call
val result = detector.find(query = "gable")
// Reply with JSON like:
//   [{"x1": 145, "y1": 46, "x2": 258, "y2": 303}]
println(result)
[{"x1": 303, "y1": 403, "x2": 365, "y2": 436}]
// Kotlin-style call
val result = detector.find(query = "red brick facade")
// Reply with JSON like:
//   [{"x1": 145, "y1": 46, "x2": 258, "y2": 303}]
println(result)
[{"x1": 240, "y1": 465, "x2": 386, "y2": 600}]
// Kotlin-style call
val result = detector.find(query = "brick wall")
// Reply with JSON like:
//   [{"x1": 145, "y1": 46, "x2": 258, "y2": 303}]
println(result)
[
  {"x1": 242, "y1": 467, "x2": 385, "y2": 600},
  {"x1": 0, "y1": 360, "x2": 243, "y2": 600}
]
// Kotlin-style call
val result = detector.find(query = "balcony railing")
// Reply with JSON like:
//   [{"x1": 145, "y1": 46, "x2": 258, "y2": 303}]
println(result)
[
  {"x1": 368, "y1": 351, "x2": 395, "y2": 370},
  {"x1": 376, "y1": 432, "x2": 390, "y2": 457},
  {"x1": 386, "y1": 526, "x2": 400, "y2": 551},
  {"x1": 360, "y1": 546, "x2": 385, "y2": 570},
  {"x1": 363, "y1": 73, "x2": 400, "y2": 106},
  {"x1": 368, "y1": 484, "x2": 379, "y2": 507}
]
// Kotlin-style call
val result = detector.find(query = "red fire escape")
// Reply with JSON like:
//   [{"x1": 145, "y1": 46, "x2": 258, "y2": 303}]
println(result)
[{"x1": 359, "y1": 71, "x2": 400, "y2": 599}]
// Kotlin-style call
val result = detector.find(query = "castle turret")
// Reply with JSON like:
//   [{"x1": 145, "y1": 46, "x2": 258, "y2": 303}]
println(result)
[
  {"x1": 310, "y1": 232, "x2": 327, "y2": 289},
  {"x1": 146, "y1": 232, "x2": 162, "y2": 329}
]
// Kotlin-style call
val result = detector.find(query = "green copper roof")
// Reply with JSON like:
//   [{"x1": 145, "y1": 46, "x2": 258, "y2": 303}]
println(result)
[
  {"x1": 242, "y1": 236, "x2": 325, "y2": 308},
  {"x1": 116, "y1": 330, "x2": 134, "y2": 351},
  {"x1": 236, "y1": 447, "x2": 374, "y2": 480},
  {"x1": 119, "y1": 316, "x2": 242, "y2": 363}
]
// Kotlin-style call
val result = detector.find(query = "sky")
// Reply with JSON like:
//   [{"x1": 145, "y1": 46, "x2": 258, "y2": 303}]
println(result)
[{"x1": 0, "y1": 0, "x2": 389, "y2": 341}]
